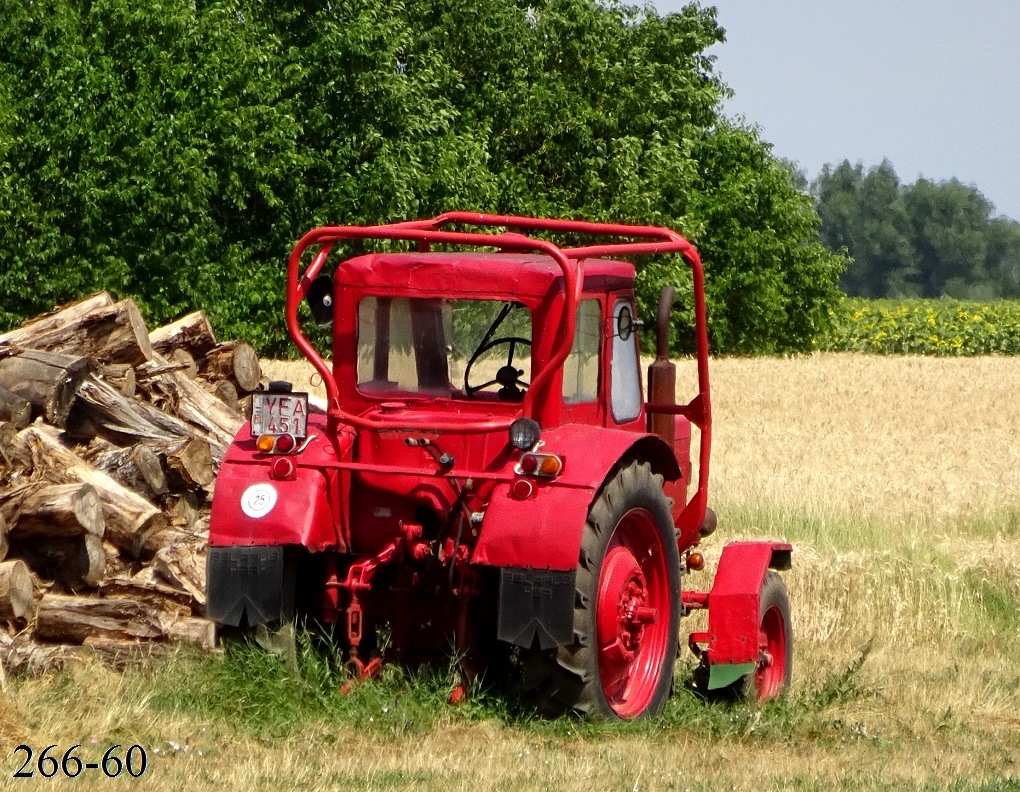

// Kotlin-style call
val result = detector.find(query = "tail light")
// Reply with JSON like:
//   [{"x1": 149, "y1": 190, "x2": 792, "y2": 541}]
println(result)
[
  {"x1": 516, "y1": 452, "x2": 563, "y2": 478},
  {"x1": 256, "y1": 433, "x2": 298, "y2": 455}
]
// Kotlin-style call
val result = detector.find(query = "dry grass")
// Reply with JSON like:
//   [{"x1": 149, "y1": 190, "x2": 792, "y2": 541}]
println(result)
[
  {"x1": 2, "y1": 353, "x2": 1019, "y2": 790},
  {"x1": 695, "y1": 353, "x2": 1020, "y2": 527}
]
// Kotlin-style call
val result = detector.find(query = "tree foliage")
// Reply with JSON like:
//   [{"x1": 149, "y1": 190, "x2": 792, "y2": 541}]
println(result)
[
  {"x1": 0, "y1": 0, "x2": 845, "y2": 355},
  {"x1": 812, "y1": 160, "x2": 1020, "y2": 300}
]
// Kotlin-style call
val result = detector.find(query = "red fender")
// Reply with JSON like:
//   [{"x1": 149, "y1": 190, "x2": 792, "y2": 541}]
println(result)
[
  {"x1": 209, "y1": 462, "x2": 341, "y2": 551},
  {"x1": 472, "y1": 424, "x2": 679, "y2": 570},
  {"x1": 699, "y1": 540, "x2": 792, "y2": 680}
]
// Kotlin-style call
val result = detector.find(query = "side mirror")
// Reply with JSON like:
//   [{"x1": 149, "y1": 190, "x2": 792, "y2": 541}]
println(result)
[{"x1": 305, "y1": 274, "x2": 334, "y2": 328}]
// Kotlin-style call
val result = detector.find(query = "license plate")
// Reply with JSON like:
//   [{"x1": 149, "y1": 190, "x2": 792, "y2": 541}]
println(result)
[{"x1": 250, "y1": 392, "x2": 308, "y2": 438}]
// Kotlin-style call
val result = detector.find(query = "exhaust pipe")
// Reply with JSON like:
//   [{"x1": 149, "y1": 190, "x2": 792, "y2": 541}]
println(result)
[{"x1": 646, "y1": 286, "x2": 676, "y2": 447}]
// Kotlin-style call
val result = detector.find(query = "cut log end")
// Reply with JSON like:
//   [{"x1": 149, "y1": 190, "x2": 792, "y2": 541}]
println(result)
[{"x1": 0, "y1": 559, "x2": 35, "y2": 621}]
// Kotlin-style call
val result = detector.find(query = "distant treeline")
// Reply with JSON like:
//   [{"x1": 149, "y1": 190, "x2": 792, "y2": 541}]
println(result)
[{"x1": 805, "y1": 160, "x2": 1020, "y2": 300}]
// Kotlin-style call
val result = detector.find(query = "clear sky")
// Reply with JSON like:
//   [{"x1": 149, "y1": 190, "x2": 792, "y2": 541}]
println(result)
[{"x1": 652, "y1": 0, "x2": 1020, "y2": 221}]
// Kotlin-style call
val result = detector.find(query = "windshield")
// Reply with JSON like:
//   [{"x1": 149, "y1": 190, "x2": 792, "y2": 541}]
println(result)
[{"x1": 357, "y1": 297, "x2": 532, "y2": 401}]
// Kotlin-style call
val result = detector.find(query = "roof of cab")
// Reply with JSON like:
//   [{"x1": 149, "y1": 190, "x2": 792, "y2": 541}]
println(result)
[{"x1": 334, "y1": 252, "x2": 635, "y2": 298}]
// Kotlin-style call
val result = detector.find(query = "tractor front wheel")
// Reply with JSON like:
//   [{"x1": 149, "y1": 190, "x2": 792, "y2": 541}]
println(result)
[{"x1": 524, "y1": 461, "x2": 681, "y2": 720}]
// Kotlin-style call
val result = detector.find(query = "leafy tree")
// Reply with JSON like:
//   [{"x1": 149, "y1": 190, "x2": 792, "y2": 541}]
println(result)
[
  {"x1": 0, "y1": 0, "x2": 306, "y2": 347},
  {"x1": 0, "y1": 0, "x2": 845, "y2": 356}
]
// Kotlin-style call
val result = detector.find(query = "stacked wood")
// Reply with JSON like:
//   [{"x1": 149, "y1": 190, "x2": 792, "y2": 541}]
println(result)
[
  {"x1": 0, "y1": 295, "x2": 259, "y2": 666},
  {"x1": 35, "y1": 594, "x2": 165, "y2": 643},
  {"x1": 18, "y1": 424, "x2": 169, "y2": 559}
]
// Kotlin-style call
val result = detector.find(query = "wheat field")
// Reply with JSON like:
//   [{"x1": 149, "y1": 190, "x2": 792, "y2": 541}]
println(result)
[{"x1": 1, "y1": 353, "x2": 1018, "y2": 790}]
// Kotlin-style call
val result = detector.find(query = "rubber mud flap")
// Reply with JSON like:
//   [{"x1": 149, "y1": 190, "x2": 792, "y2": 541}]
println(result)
[
  {"x1": 497, "y1": 567, "x2": 576, "y2": 649},
  {"x1": 206, "y1": 546, "x2": 296, "y2": 627}
]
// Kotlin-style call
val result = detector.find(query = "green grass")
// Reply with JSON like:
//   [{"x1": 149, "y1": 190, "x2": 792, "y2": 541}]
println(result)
[{"x1": 141, "y1": 627, "x2": 882, "y2": 748}]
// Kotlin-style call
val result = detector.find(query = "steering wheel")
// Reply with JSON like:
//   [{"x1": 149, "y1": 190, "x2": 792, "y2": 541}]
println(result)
[{"x1": 464, "y1": 337, "x2": 532, "y2": 400}]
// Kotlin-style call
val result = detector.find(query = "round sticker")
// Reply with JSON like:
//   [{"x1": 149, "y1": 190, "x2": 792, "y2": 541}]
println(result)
[{"x1": 241, "y1": 483, "x2": 278, "y2": 519}]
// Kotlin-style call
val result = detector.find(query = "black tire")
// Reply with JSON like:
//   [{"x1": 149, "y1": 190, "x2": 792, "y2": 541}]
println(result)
[
  {"x1": 523, "y1": 460, "x2": 682, "y2": 720},
  {"x1": 747, "y1": 570, "x2": 792, "y2": 700}
]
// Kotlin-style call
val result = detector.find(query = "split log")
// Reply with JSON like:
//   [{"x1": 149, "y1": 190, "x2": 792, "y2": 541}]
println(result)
[
  {"x1": 163, "y1": 492, "x2": 203, "y2": 530},
  {"x1": 12, "y1": 533, "x2": 106, "y2": 588},
  {"x1": 0, "y1": 513, "x2": 8, "y2": 562},
  {"x1": 135, "y1": 359, "x2": 192, "y2": 380},
  {"x1": 0, "y1": 560, "x2": 34, "y2": 621},
  {"x1": 17, "y1": 425, "x2": 168, "y2": 558},
  {"x1": 102, "y1": 541, "x2": 135, "y2": 580},
  {"x1": 0, "y1": 293, "x2": 113, "y2": 348},
  {"x1": 151, "y1": 543, "x2": 205, "y2": 609},
  {"x1": 0, "y1": 295, "x2": 152, "y2": 366},
  {"x1": 3, "y1": 481, "x2": 105, "y2": 540},
  {"x1": 136, "y1": 523, "x2": 198, "y2": 560},
  {"x1": 0, "y1": 349, "x2": 90, "y2": 427},
  {"x1": 199, "y1": 340, "x2": 261, "y2": 393},
  {"x1": 169, "y1": 617, "x2": 216, "y2": 650},
  {"x1": 167, "y1": 348, "x2": 198, "y2": 378},
  {"x1": 35, "y1": 593, "x2": 164, "y2": 643},
  {"x1": 100, "y1": 363, "x2": 136, "y2": 397},
  {"x1": 72, "y1": 374, "x2": 194, "y2": 446},
  {"x1": 149, "y1": 311, "x2": 217, "y2": 359},
  {"x1": 139, "y1": 357, "x2": 243, "y2": 459},
  {"x1": 101, "y1": 576, "x2": 198, "y2": 615},
  {"x1": 0, "y1": 636, "x2": 87, "y2": 674},
  {"x1": 83, "y1": 438, "x2": 168, "y2": 499},
  {"x1": 0, "y1": 388, "x2": 31, "y2": 429}
]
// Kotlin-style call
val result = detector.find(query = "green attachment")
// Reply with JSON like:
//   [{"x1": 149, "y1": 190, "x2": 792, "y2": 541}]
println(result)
[{"x1": 707, "y1": 661, "x2": 756, "y2": 690}]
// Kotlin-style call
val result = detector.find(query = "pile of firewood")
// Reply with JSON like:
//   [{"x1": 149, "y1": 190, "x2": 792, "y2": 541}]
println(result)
[{"x1": 0, "y1": 292, "x2": 262, "y2": 674}]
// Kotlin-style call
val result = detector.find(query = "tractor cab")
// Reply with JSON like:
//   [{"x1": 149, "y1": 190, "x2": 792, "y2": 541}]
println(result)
[{"x1": 322, "y1": 250, "x2": 645, "y2": 434}]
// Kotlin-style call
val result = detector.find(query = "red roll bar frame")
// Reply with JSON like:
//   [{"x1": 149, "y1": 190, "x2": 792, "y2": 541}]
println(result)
[{"x1": 285, "y1": 212, "x2": 712, "y2": 513}]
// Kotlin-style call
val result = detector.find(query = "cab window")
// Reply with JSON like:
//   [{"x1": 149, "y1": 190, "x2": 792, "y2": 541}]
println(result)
[
  {"x1": 562, "y1": 299, "x2": 601, "y2": 403},
  {"x1": 610, "y1": 298, "x2": 642, "y2": 422}
]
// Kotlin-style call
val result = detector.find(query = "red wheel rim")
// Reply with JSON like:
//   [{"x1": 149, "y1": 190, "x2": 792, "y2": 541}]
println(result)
[
  {"x1": 595, "y1": 508, "x2": 671, "y2": 719},
  {"x1": 755, "y1": 605, "x2": 787, "y2": 700}
]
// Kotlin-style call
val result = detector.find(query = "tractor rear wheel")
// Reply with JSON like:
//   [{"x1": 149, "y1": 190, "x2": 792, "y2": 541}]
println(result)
[{"x1": 524, "y1": 460, "x2": 681, "y2": 720}]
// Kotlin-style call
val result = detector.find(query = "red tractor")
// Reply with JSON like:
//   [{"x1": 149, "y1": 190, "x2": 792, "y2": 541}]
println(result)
[{"x1": 206, "y1": 213, "x2": 792, "y2": 720}]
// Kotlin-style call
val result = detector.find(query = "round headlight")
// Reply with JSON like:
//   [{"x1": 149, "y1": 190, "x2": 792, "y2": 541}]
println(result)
[{"x1": 509, "y1": 417, "x2": 541, "y2": 451}]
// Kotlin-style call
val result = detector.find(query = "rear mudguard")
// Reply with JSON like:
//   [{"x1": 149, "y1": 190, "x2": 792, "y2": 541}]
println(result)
[
  {"x1": 475, "y1": 425, "x2": 679, "y2": 649},
  {"x1": 698, "y1": 541, "x2": 792, "y2": 687},
  {"x1": 208, "y1": 461, "x2": 341, "y2": 551},
  {"x1": 472, "y1": 424, "x2": 680, "y2": 571}
]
